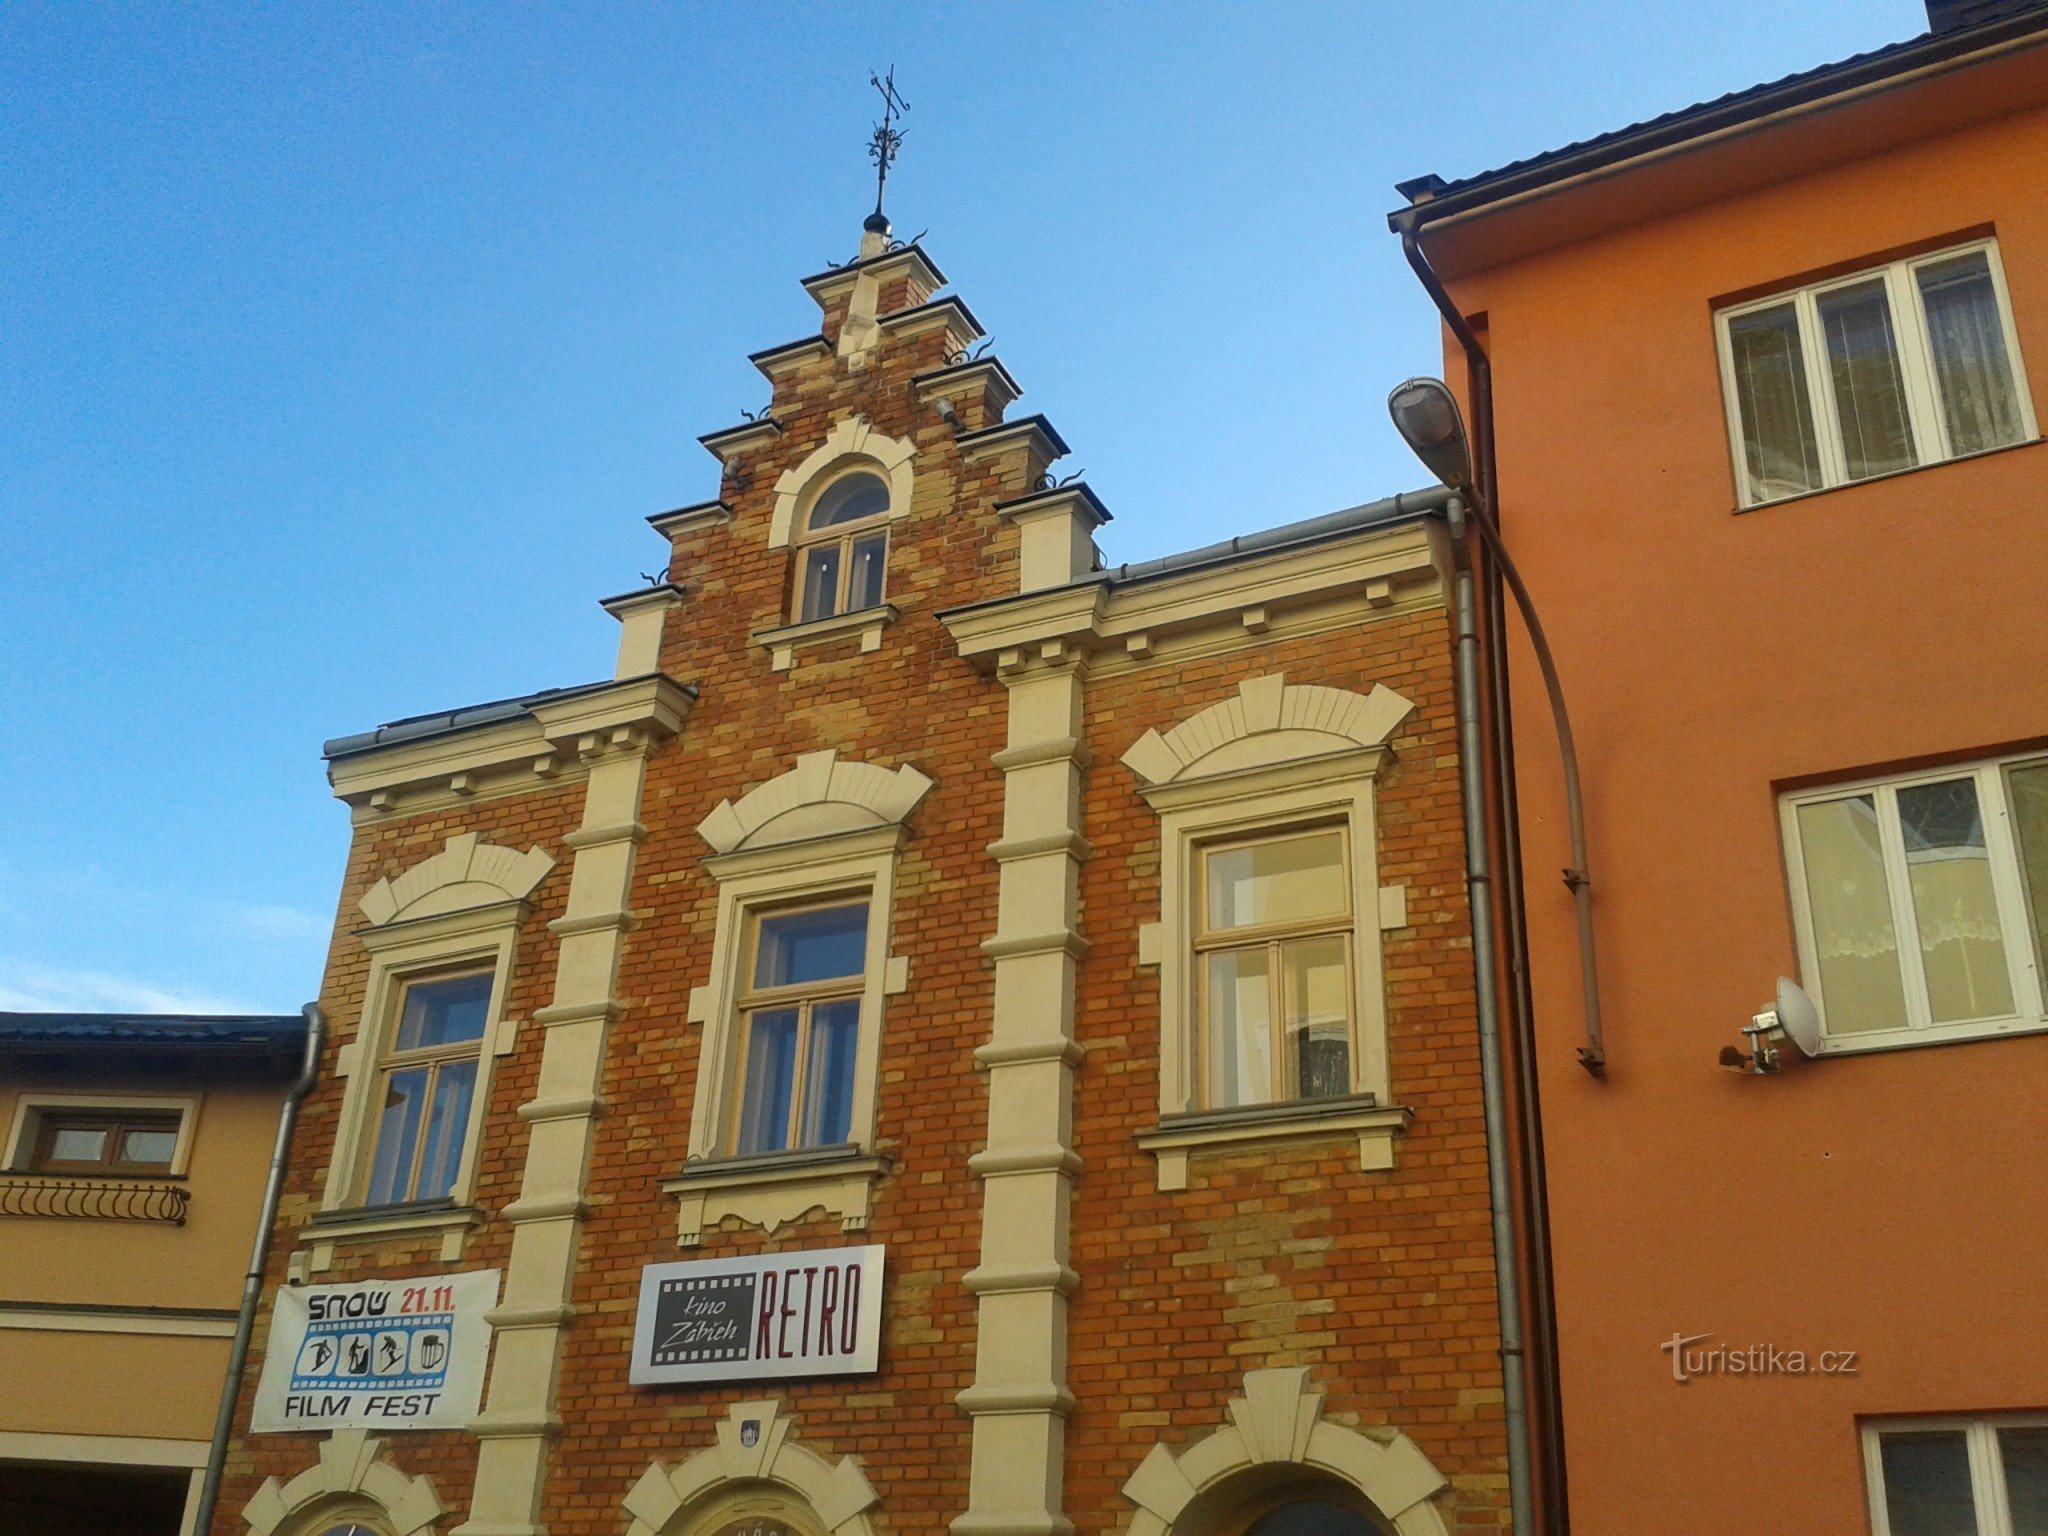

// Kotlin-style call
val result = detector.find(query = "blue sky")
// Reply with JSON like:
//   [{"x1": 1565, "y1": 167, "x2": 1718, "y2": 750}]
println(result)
[{"x1": 0, "y1": 1, "x2": 1924, "y2": 1014}]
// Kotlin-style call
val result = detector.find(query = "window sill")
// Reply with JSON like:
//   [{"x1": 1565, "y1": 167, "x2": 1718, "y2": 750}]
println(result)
[
  {"x1": 1815, "y1": 1013, "x2": 2048, "y2": 1058},
  {"x1": 1134, "y1": 1096, "x2": 1413, "y2": 1191},
  {"x1": 750, "y1": 604, "x2": 899, "y2": 672},
  {"x1": 1735, "y1": 434, "x2": 2044, "y2": 514},
  {"x1": 299, "y1": 1200, "x2": 483, "y2": 1273},
  {"x1": 660, "y1": 1144, "x2": 889, "y2": 1247}
]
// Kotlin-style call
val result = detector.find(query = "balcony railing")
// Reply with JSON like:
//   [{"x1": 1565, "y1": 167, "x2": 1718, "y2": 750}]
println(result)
[{"x1": 0, "y1": 1174, "x2": 189, "y2": 1225}]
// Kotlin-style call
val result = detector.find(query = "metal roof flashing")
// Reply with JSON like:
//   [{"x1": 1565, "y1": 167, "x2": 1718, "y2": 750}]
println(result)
[{"x1": 1391, "y1": 9, "x2": 2048, "y2": 253}]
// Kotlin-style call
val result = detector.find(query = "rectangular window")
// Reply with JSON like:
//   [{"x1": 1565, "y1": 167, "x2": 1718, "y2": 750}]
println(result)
[
  {"x1": 1717, "y1": 240, "x2": 2035, "y2": 506},
  {"x1": 28, "y1": 1109, "x2": 183, "y2": 1176},
  {"x1": 731, "y1": 900, "x2": 869, "y2": 1155},
  {"x1": 1195, "y1": 827, "x2": 1355, "y2": 1108},
  {"x1": 1782, "y1": 752, "x2": 2048, "y2": 1050},
  {"x1": 1866, "y1": 1417, "x2": 2048, "y2": 1536},
  {"x1": 363, "y1": 970, "x2": 493, "y2": 1206}
]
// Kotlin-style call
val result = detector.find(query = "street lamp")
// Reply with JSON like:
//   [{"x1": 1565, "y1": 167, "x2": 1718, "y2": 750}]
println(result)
[
  {"x1": 1386, "y1": 377, "x2": 1606, "y2": 1078},
  {"x1": 1387, "y1": 377, "x2": 1474, "y2": 492}
]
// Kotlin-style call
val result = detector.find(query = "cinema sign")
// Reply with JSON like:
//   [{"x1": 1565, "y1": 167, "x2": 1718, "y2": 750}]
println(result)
[{"x1": 629, "y1": 1244, "x2": 883, "y2": 1385}]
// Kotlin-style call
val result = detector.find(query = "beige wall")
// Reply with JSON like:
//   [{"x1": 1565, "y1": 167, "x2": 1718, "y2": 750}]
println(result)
[
  {"x1": 0, "y1": 1067, "x2": 290, "y2": 1443},
  {"x1": 0, "y1": 1331, "x2": 230, "y2": 1441}
]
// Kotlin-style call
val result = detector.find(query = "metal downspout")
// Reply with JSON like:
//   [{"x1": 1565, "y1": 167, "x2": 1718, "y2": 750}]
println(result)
[
  {"x1": 192, "y1": 1001, "x2": 325, "y2": 1536},
  {"x1": 1447, "y1": 497, "x2": 1534, "y2": 1536}
]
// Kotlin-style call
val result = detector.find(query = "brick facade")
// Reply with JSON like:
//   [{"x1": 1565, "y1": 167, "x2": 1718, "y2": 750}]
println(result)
[{"x1": 214, "y1": 222, "x2": 1508, "y2": 1536}]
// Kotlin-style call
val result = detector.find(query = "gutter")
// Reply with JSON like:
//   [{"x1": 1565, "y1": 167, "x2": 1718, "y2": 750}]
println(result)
[{"x1": 192, "y1": 1001, "x2": 324, "y2": 1536}]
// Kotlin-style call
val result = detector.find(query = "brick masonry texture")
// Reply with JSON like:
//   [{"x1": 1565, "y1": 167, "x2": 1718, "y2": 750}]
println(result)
[{"x1": 217, "y1": 258, "x2": 1507, "y2": 1536}]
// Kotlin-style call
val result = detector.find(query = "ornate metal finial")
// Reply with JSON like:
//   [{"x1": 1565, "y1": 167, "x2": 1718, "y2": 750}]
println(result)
[{"x1": 866, "y1": 67, "x2": 909, "y2": 226}]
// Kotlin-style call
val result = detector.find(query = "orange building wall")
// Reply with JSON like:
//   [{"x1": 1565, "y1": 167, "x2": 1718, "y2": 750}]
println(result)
[{"x1": 1436, "y1": 95, "x2": 2048, "y2": 1536}]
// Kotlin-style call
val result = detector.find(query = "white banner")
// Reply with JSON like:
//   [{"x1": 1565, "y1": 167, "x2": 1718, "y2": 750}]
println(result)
[
  {"x1": 630, "y1": 1245, "x2": 883, "y2": 1386},
  {"x1": 252, "y1": 1269, "x2": 499, "y2": 1433}
]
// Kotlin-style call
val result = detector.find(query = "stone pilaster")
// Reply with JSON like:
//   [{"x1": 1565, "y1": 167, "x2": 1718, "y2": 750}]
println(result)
[
  {"x1": 453, "y1": 683, "x2": 688, "y2": 1536},
  {"x1": 954, "y1": 641, "x2": 1089, "y2": 1536}
]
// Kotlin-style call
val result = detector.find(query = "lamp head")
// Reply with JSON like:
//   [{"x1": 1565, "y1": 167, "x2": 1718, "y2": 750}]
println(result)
[{"x1": 1387, "y1": 377, "x2": 1474, "y2": 492}]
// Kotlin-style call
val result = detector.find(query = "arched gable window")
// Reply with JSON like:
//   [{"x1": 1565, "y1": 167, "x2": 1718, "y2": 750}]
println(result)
[{"x1": 794, "y1": 470, "x2": 891, "y2": 622}]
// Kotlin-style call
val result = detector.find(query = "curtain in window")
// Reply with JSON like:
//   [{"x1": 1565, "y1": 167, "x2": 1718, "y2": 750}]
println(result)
[
  {"x1": 1918, "y1": 252, "x2": 2025, "y2": 457},
  {"x1": 1727, "y1": 305, "x2": 1824, "y2": 499},
  {"x1": 1818, "y1": 279, "x2": 1917, "y2": 481}
]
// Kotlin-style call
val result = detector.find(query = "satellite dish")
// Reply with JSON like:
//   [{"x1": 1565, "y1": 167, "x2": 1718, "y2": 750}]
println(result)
[{"x1": 1774, "y1": 977, "x2": 1823, "y2": 1057}]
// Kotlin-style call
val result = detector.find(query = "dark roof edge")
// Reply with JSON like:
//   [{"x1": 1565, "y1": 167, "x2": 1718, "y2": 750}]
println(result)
[
  {"x1": 322, "y1": 678, "x2": 616, "y2": 760},
  {"x1": 1103, "y1": 486, "x2": 1451, "y2": 586},
  {"x1": 1390, "y1": 11, "x2": 2048, "y2": 233},
  {"x1": 0, "y1": 1012, "x2": 309, "y2": 1067}
]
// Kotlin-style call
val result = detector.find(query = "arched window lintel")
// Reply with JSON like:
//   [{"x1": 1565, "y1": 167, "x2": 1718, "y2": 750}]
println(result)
[{"x1": 1120, "y1": 1368, "x2": 1452, "y2": 1536}]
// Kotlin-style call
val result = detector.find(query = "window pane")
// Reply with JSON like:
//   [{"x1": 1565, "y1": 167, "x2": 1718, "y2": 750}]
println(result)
[
  {"x1": 1205, "y1": 947, "x2": 1272, "y2": 1107},
  {"x1": 808, "y1": 472, "x2": 890, "y2": 529},
  {"x1": 802, "y1": 999, "x2": 861, "y2": 1148},
  {"x1": 848, "y1": 532, "x2": 887, "y2": 611},
  {"x1": 395, "y1": 974, "x2": 492, "y2": 1051},
  {"x1": 48, "y1": 1127, "x2": 108, "y2": 1163},
  {"x1": 1284, "y1": 935, "x2": 1350, "y2": 1100},
  {"x1": 2002, "y1": 1427, "x2": 2048, "y2": 1536},
  {"x1": 414, "y1": 1059, "x2": 477, "y2": 1202},
  {"x1": 1917, "y1": 252, "x2": 2025, "y2": 457},
  {"x1": 1899, "y1": 778, "x2": 2014, "y2": 1023},
  {"x1": 1819, "y1": 278, "x2": 1917, "y2": 480},
  {"x1": 120, "y1": 1129, "x2": 179, "y2": 1168},
  {"x1": 1797, "y1": 796, "x2": 1910, "y2": 1034},
  {"x1": 366, "y1": 1067, "x2": 428, "y2": 1205},
  {"x1": 1879, "y1": 1430, "x2": 1981, "y2": 1536},
  {"x1": 799, "y1": 544, "x2": 841, "y2": 622},
  {"x1": 1727, "y1": 303, "x2": 1824, "y2": 499},
  {"x1": 737, "y1": 1008, "x2": 800, "y2": 1155},
  {"x1": 755, "y1": 904, "x2": 868, "y2": 988},
  {"x1": 2008, "y1": 762, "x2": 2048, "y2": 985},
  {"x1": 1207, "y1": 831, "x2": 1346, "y2": 931}
]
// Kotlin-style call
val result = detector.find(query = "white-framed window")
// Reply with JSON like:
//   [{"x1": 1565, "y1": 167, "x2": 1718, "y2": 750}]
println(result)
[
  {"x1": 1194, "y1": 824, "x2": 1358, "y2": 1110},
  {"x1": 1781, "y1": 751, "x2": 2048, "y2": 1052},
  {"x1": 3, "y1": 1093, "x2": 201, "y2": 1177},
  {"x1": 728, "y1": 897, "x2": 870, "y2": 1157},
  {"x1": 688, "y1": 850, "x2": 895, "y2": 1165},
  {"x1": 1122, "y1": 676, "x2": 1418, "y2": 1189},
  {"x1": 792, "y1": 470, "x2": 890, "y2": 623},
  {"x1": 1864, "y1": 1416, "x2": 2048, "y2": 1536},
  {"x1": 323, "y1": 902, "x2": 524, "y2": 1216},
  {"x1": 674, "y1": 749, "x2": 930, "y2": 1244},
  {"x1": 361, "y1": 969, "x2": 494, "y2": 1206},
  {"x1": 1716, "y1": 238, "x2": 2036, "y2": 507}
]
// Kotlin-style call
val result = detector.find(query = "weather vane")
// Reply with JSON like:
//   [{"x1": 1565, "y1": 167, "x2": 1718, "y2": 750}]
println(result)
[{"x1": 867, "y1": 67, "x2": 909, "y2": 224}]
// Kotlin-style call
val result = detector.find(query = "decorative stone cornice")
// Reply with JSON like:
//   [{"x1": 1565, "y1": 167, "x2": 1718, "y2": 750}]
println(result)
[
  {"x1": 698, "y1": 417, "x2": 784, "y2": 466},
  {"x1": 875, "y1": 293, "x2": 985, "y2": 353},
  {"x1": 748, "y1": 335, "x2": 833, "y2": 381},
  {"x1": 914, "y1": 356, "x2": 1023, "y2": 414},
  {"x1": 647, "y1": 500, "x2": 733, "y2": 539},
  {"x1": 800, "y1": 243, "x2": 947, "y2": 306},
  {"x1": 942, "y1": 517, "x2": 1445, "y2": 676}
]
